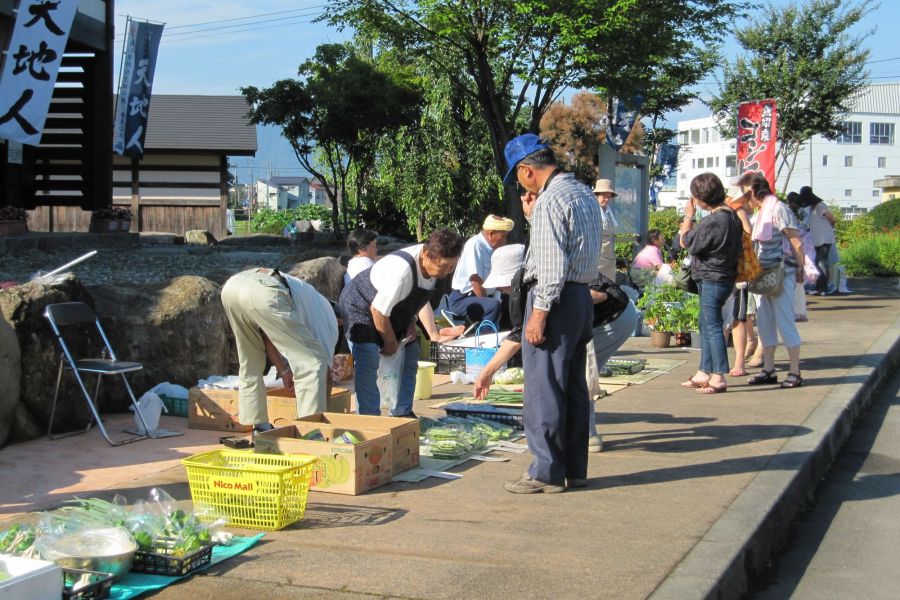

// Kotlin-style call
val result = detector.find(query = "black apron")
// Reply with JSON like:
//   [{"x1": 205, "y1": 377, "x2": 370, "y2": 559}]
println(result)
[{"x1": 340, "y1": 249, "x2": 433, "y2": 346}]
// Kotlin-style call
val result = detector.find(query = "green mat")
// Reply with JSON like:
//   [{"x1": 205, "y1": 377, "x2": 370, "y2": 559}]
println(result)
[{"x1": 108, "y1": 534, "x2": 264, "y2": 599}]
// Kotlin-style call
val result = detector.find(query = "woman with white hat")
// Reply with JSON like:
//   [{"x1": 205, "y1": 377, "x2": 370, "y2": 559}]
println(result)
[{"x1": 593, "y1": 179, "x2": 619, "y2": 280}]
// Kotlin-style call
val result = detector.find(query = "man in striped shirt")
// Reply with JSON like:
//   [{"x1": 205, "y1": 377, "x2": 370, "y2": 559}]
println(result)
[{"x1": 501, "y1": 133, "x2": 602, "y2": 494}]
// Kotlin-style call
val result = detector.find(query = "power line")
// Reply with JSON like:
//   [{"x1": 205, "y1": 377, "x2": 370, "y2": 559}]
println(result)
[
  {"x1": 113, "y1": 14, "x2": 323, "y2": 47},
  {"x1": 117, "y1": 5, "x2": 324, "y2": 31},
  {"x1": 160, "y1": 9, "x2": 325, "y2": 39}
]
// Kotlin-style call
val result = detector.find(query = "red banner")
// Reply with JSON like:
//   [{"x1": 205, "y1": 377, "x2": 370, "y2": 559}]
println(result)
[{"x1": 737, "y1": 99, "x2": 777, "y2": 191}]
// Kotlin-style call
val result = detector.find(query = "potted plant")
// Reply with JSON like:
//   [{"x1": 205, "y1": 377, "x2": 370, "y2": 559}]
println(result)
[
  {"x1": 672, "y1": 294, "x2": 700, "y2": 347},
  {"x1": 0, "y1": 206, "x2": 28, "y2": 236},
  {"x1": 636, "y1": 284, "x2": 684, "y2": 348},
  {"x1": 90, "y1": 206, "x2": 133, "y2": 232}
]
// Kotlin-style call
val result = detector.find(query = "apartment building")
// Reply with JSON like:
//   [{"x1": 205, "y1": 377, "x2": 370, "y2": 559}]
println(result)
[{"x1": 662, "y1": 83, "x2": 900, "y2": 216}]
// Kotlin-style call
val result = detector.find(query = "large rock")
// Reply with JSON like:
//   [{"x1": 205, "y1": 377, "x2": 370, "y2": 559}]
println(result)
[
  {"x1": 0, "y1": 316, "x2": 21, "y2": 447},
  {"x1": 185, "y1": 230, "x2": 217, "y2": 246},
  {"x1": 217, "y1": 234, "x2": 290, "y2": 247},
  {"x1": 287, "y1": 256, "x2": 345, "y2": 301},
  {"x1": 88, "y1": 276, "x2": 231, "y2": 409},
  {"x1": 0, "y1": 274, "x2": 96, "y2": 442}
]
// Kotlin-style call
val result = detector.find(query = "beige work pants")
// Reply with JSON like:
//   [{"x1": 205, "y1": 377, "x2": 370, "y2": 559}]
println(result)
[{"x1": 221, "y1": 269, "x2": 328, "y2": 425}]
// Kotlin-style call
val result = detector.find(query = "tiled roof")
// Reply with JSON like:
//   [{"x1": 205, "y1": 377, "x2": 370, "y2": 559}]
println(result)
[{"x1": 115, "y1": 95, "x2": 258, "y2": 154}]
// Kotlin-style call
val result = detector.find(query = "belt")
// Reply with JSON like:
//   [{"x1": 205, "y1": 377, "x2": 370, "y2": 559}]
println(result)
[{"x1": 258, "y1": 267, "x2": 293, "y2": 300}]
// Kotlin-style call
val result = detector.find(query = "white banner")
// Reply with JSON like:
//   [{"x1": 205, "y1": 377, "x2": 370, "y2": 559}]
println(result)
[{"x1": 0, "y1": 0, "x2": 80, "y2": 145}]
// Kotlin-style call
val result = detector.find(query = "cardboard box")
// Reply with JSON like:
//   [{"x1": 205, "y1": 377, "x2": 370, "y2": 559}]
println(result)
[
  {"x1": 254, "y1": 422, "x2": 392, "y2": 495},
  {"x1": 188, "y1": 386, "x2": 353, "y2": 432},
  {"x1": 294, "y1": 412, "x2": 420, "y2": 473}
]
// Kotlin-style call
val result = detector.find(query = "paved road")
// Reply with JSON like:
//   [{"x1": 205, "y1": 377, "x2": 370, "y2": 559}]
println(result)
[{"x1": 753, "y1": 370, "x2": 900, "y2": 600}]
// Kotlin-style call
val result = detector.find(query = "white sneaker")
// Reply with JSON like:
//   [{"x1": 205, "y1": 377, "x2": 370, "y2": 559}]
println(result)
[{"x1": 588, "y1": 434, "x2": 604, "y2": 453}]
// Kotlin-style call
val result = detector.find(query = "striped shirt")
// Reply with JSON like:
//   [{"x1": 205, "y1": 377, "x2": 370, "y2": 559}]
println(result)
[{"x1": 524, "y1": 172, "x2": 602, "y2": 311}]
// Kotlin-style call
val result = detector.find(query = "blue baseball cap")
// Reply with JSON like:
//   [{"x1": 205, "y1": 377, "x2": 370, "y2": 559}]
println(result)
[{"x1": 503, "y1": 133, "x2": 549, "y2": 185}]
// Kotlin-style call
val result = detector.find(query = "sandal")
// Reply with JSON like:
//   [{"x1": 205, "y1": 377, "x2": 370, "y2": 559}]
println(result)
[
  {"x1": 781, "y1": 373, "x2": 803, "y2": 388},
  {"x1": 747, "y1": 369, "x2": 777, "y2": 385},
  {"x1": 680, "y1": 378, "x2": 709, "y2": 389},
  {"x1": 697, "y1": 383, "x2": 727, "y2": 394}
]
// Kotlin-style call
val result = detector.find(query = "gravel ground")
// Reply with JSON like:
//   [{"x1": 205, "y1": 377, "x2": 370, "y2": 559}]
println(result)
[{"x1": 0, "y1": 244, "x2": 344, "y2": 287}]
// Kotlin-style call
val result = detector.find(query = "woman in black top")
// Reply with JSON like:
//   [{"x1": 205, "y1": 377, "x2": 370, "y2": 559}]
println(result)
[{"x1": 678, "y1": 173, "x2": 743, "y2": 393}]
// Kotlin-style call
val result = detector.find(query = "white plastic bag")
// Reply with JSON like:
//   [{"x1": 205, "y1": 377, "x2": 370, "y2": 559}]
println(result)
[
  {"x1": 133, "y1": 392, "x2": 165, "y2": 434},
  {"x1": 376, "y1": 351, "x2": 404, "y2": 411}
]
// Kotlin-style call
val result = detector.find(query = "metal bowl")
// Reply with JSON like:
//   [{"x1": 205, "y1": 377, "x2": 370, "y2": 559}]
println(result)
[
  {"x1": 35, "y1": 527, "x2": 137, "y2": 581},
  {"x1": 53, "y1": 548, "x2": 135, "y2": 580}
]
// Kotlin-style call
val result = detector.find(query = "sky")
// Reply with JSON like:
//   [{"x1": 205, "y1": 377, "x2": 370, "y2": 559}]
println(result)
[{"x1": 114, "y1": 0, "x2": 900, "y2": 182}]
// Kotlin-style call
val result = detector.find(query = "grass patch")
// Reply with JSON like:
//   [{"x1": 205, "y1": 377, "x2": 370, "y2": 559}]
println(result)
[{"x1": 841, "y1": 231, "x2": 900, "y2": 277}]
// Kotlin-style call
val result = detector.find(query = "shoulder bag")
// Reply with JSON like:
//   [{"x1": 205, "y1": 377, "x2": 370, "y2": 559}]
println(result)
[{"x1": 748, "y1": 258, "x2": 784, "y2": 296}]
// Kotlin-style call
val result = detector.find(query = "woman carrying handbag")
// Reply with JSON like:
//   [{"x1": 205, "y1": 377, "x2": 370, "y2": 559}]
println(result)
[
  {"x1": 678, "y1": 173, "x2": 743, "y2": 394},
  {"x1": 739, "y1": 172, "x2": 806, "y2": 388}
]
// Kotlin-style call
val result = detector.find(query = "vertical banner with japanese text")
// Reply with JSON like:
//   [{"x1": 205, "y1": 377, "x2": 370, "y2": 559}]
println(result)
[
  {"x1": 606, "y1": 94, "x2": 645, "y2": 151},
  {"x1": 737, "y1": 99, "x2": 778, "y2": 191},
  {"x1": 113, "y1": 19, "x2": 164, "y2": 158},
  {"x1": 0, "y1": 0, "x2": 80, "y2": 145}
]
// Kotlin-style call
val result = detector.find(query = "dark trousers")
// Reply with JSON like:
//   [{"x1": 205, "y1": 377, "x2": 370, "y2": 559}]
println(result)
[
  {"x1": 815, "y1": 244, "x2": 831, "y2": 292},
  {"x1": 522, "y1": 283, "x2": 593, "y2": 484},
  {"x1": 447, "y1": 289, "x2": 502, "y2": 324}
]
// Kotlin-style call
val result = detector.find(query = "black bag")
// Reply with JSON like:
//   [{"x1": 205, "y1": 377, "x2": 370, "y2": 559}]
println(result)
[
  {"x1": 508, "y1": 267, "x2": 527, "y2": 331},
  {"x1": 673, "y1": 264, "x2": 698, "y2": 294},
  {"x1": 591, "y1": 273, "x2": 629, "y2": 326}
]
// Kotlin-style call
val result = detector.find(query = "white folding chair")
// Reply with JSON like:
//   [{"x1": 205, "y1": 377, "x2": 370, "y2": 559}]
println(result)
[{"x1": 44, "y1": 301, "x2": 152, "y2": 446}]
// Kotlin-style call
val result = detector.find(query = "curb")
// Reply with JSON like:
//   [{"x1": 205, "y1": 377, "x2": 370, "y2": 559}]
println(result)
[{"x1": 648, "y1": 314, "x2": 900, "y2": 600}]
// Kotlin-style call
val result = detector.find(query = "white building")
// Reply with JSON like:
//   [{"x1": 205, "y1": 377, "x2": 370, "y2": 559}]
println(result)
[
  {"x1": 255, "y1": 176, "x2": 311, "y2": 210},
  {"x1": 663, "y1": 83, "x2": 900, "y2": 216}
]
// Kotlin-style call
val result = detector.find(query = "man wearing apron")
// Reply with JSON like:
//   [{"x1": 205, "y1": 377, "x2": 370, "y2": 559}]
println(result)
[
  {"x1": 340, "y1": 229, "x2": 463, "y2": 417},
  {"x1": 593, "y1": 179, "x2": 618, "y2": 281}
]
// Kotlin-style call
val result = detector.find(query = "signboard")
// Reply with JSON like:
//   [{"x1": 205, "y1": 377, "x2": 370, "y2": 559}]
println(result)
[
  {"x1": 0, "y1": 0, "x2": 80, "y2": 145},
  {"x1": 113, "y1": 19, "x2": 164, "y2": 158},
  {"x1": 737, "y1": 99, "x2": 777, "y2": 191},
  {"x1": 613, "y1": 164, "x2": 643, "y2": 235}
]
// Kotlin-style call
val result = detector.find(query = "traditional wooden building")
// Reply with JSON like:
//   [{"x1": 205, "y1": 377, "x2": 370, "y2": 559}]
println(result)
[
  {"x1": 109, "y1": 95, "x2": 256, "y2": 239},
  {"x1": 1, "y1": 1, "x2": 257, "y2": 239},
  {"x1": 1, "y1": 0, "x2": 114, "y2": 217}
]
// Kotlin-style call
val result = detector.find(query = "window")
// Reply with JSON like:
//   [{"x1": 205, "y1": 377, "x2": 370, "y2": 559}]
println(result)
[
  {"x1": 725, "y1": 156, "x2": 737, "y2": 176},
  {"x1": 715, "y1": 156, "x2": 720, "y2": 167},
  {"x1": 878, "y1": 157, "x2": 887, "y2": 168},
  {"x1": 691, "y1": 129, "x2": 701, "y2": 144},
  {"x1": 679, "y1": 131, "x2": 689, "y2": 145},
  {"x1": 691, "y1": 159, "x2": 696, "y2": 169},
  {"x1": 701, "y1": 128, "x2": 710, "y2": 144},
  {"x1": 710, "y1": 128, "x2": 720, "y2": 143},
  {"x1": 845, "y1": 156, "x2": 853, "y2": 167},
  {"x1": 873, "y1": 190, "x2": 881, "y2": 197},
  {"x1": 837, "y1": 121, "x2": 862, "y2": 144},
  {"x1": 870, "y1": 122, "x2": 894, "y2": 145},
  {"x1": 822, "y1": 155, "x2": 828, "y2": 166},
  {"x1": 845, "y1": 189, "x2": 853, "y2": 197}
]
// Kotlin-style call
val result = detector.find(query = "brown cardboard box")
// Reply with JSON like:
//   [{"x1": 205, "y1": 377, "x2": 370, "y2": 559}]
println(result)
[
  {"x1": 254, "y1": 422, "x2": 392, "y2": 495},
  {"x1": 293, "y1": 412, "x2": 419, "y2": 474},
  {"x1": 188, "y1": 386, "x2": 353, "y2": 432}
]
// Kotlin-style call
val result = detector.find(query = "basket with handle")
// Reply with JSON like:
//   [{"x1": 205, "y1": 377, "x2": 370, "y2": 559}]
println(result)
[{"x1": 465, "y1": 321, "x2": 501, "y2": 378}]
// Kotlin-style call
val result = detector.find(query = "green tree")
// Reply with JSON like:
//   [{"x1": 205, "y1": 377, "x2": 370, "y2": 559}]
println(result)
[
  {"x1": 323, "y1": 0, "x2": 742, "y2": 234},
  {"x1": 368, "y1": 67, "x2": 502, "y2": 238},
  {"x1": 709, "y1": 0, "x2": 873, "y2": 192},
  {"x1": 241, "y1": 43, "x2": 423, "y2": 234}
]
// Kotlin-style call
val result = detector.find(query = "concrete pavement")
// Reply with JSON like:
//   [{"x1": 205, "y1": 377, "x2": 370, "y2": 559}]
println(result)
[
  {"x1": 1, "y1": 278, "x2": 898, "y2": 599},
  {"x1": 753, "y1": 368, "x2": 900, "y2": 599}
]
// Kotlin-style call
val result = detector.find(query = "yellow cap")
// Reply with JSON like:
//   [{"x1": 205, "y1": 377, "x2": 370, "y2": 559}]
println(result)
[{"x1": 483, "y1": 215, "x2": 514, "y2": 232}]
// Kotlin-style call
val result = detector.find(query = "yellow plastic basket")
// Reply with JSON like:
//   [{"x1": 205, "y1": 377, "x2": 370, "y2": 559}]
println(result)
[{"x1": 181, "y1": 449, "x2": 318, "y2": 531}]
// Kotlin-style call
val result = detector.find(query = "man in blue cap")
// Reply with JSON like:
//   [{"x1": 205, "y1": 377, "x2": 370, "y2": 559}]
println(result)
[{"x1": 501, "y1": 133, "x2": 602, "y2": 493}]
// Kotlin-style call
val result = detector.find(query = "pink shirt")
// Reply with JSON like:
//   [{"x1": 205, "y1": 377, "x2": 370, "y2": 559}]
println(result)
[{"x1": 633, "y1": 244, "x2": 663, "y2": 269}]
